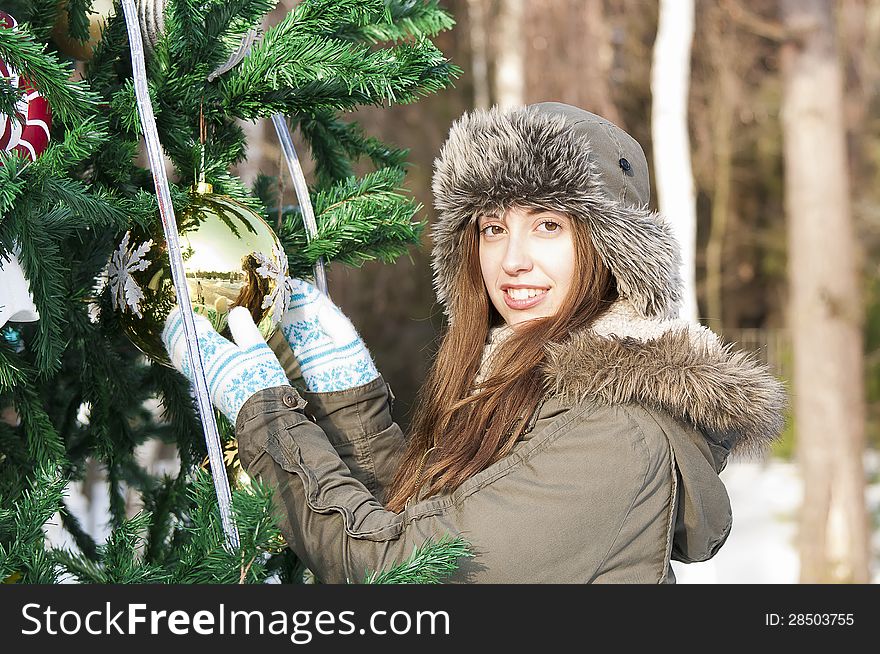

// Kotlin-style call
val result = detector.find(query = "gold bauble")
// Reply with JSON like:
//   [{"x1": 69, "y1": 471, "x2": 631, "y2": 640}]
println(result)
[
  {"x1": 52, "y1": 0, "x2": 115, "y2": 61},
  {"x1": 112, "y1": 184, "x2": 287, "y2": 367}
]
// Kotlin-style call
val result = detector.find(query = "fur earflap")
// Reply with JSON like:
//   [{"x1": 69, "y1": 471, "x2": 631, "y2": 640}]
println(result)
[
  {"x1": 431, "y1": 104, "x2": 683, "y2": 322},
  {"x1": 542, "y1": 301, "x2": 787, "y2": 455}
]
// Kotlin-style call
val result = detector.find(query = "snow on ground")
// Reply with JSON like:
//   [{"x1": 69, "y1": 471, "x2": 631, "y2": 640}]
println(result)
[
  {"x1": 674, "y1": 453, "x2": 880, "y2": 584},
  {"x1": 672, "y1": 459, "x2": 801, "y2": 583}
]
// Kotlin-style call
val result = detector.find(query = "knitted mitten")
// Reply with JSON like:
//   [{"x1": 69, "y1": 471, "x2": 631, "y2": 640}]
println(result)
[
  {"x1": 162, "y1": 306, "x2": 289, "y2": 423},
  {"x1": 278, "y1": 278, "x2": 379, "y2": 393}
]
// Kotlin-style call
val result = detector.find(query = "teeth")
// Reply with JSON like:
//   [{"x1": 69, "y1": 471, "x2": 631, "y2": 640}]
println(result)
[{"x1": 506, "y1": 288, "x2": 546, "y2": 300}]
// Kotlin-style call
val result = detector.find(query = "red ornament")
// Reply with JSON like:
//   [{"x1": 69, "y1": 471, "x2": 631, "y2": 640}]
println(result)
[{"x1": 0, "y1": 11, "x2": 52, "y2": 162}]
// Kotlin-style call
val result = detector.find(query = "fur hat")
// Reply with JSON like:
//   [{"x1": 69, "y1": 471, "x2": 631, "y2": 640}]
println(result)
[{"x1": 430, "y1": 102, "x2": 682, "y2": 322}]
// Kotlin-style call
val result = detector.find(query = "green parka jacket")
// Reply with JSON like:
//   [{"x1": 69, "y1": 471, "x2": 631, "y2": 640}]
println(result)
[{"x1": 236, "y1": 299, "x2": 784, "y2": 584}]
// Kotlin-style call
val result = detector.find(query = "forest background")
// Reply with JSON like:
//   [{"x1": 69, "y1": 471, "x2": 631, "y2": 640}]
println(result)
[{"x1": 19, "y1": 0, "x2": 880, "y2": 584}]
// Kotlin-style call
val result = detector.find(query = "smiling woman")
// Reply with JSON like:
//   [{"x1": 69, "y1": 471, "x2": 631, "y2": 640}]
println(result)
[
  {"x1": 477, "y1": 206, "x2": 577, "y2": 325},
  {"x1": 164, "y1": 102, "x2": 787, "y2": 583}
]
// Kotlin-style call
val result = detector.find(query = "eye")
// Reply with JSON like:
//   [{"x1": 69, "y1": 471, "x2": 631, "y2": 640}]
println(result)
[
  {"x1": 480, "y1": 224, "x2": 505, "y2": 237},
  {"x1": 537, "y1": 220, "x2": 561, "y2": 233}
]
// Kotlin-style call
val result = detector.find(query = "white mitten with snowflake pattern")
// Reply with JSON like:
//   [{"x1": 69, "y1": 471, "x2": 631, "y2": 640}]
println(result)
[
  {"x1": 162, "y1": 306, "x2": 289, "y2": 423},
  {"x1": 279, "y1": 278, "x2": 379, "y2": 393}
]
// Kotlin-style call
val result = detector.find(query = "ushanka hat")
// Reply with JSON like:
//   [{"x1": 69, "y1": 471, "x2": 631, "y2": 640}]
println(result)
[{"x1": 430, "y1": 102, "x2": 683, "y2": 322}]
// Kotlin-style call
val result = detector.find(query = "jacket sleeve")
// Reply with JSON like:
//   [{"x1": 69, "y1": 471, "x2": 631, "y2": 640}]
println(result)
[
  {"x1": 235, "y1": 387, "x2": 675, "y2": 584},
  {"x1": 266, "y1": 330, "x2": 404, "y2": 504},
  {"x1": 235, "y1": 385, "x2": 459, "y2": 584},
  {"x1": 297, "y1": 376, "x2": 405, "y2": 505}
]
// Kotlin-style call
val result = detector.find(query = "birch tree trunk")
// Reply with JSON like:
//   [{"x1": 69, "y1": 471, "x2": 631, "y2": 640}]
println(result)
[
  {"x1": 651, "y1": 0, "x2": 698, "y2": 322},
  {"x1": 780, "y1": 0, "x2": 870, "y2": 583},
  {"x1": 493, "y1": 0, "x2": 524, "y2": 108}
]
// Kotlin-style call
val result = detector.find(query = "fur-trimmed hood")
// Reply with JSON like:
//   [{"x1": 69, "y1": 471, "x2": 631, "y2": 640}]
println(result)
[{"x1": 543, "y1": 299, "x2": 786, "y2": 458}]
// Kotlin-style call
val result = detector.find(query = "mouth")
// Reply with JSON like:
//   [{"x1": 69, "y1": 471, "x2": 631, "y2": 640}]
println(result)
[{"x1": 502, "y1": 287, "x2": 549, "y2": 310}]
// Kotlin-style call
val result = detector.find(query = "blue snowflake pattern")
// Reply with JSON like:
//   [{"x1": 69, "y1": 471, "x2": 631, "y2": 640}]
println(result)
[
  {"x1": 219, "y1": 345, "x2": 288, "y2": 420},
  {"x1": 283, "y1": 316, "x2": 326, "y2": 348}
]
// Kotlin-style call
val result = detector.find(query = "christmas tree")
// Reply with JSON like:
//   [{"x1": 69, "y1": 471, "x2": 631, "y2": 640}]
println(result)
[{"x1": 0, "y1": 0, "x2": 467, "y2": 584}]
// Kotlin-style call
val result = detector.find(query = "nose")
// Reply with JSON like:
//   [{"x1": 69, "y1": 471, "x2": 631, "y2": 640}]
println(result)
[{"x1": 501, "y1": 233, "x2": 533, "y2": 275}]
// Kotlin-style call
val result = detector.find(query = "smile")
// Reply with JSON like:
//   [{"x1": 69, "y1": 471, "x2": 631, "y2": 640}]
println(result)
[{"x1": 503, "y1": 287, "x2": 548, "y2": 309}]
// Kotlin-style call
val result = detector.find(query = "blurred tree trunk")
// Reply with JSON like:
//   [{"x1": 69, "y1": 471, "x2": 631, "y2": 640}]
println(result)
[
  {"x1": 780, "y1": 0, "x2": 870, "y2": 583},
  {"x1": 466, "y1": 0, "x2": 491, "y2": 109},
  {"x1": 493, "y1": 0, "x2": 524, "y2": 107},
  {"x1": 704, "y1": 3, "x2": 735, "y2": 333},
  {"x1": 522, "y1": 0, "x2": 619, "y2": 123},
  {"x1": 651, "y1": 0, "x2": 698, "y2": 321}
]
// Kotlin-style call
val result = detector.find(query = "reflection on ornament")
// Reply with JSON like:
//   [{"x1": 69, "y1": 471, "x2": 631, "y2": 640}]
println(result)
[
  {"x1": 51, "y1": 0, "x2": 115, "y2": 61},
  {"x1": 0, "y1": 12, "x2": 52, "y2": 162},
  {"x1": 113, "y1": 184, "x2": 289, "y2": 367}
]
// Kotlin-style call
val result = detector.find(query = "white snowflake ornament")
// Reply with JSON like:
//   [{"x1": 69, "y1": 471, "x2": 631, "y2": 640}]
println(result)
[
  {"x1": 109, "y1": 231, "x2": 154, "y2": 319},
  {"x1": 253, "y1": 242, "x2": 293, "y2": 324}
]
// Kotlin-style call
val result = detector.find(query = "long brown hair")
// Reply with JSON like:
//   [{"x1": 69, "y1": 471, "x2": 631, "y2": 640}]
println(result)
[{"x1": 384, "y1": 209, "x2": 618, "y2": 512}]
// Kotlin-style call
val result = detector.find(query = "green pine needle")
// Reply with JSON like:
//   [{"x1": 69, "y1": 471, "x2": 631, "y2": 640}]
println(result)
[{"x1": 364, "y1": 535, "x2": 472, "y2": 584}]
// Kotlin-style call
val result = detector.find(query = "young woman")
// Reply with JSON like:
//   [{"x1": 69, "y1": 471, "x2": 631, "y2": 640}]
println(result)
[{"x1": 163, "y1": 102, "x2": 786, "y2": 583}]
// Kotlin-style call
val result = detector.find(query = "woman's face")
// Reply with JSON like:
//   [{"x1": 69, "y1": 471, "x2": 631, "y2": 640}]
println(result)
[{"x1": 478, "y1": 206, "x2": 576, "y2": 327}]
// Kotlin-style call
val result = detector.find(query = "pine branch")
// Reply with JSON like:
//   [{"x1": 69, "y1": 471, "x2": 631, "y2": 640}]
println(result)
[
  {"x1": 364, "y1": 535, "x2": 471, "y2": 584},
  {"x1": 106, "y1": 463, "x2": 128, "y2": 530},
  {"x1": 277, "y1": 167, "x2": 424, "y2": 275},
  {"x1": 0, "y1": 77, "x2": 23, "y2": 119},
  {"x1": 8, "y1": 207, "x2": 72, "y2": 376},
  {"x1": 142, "y1": 474, "x2": 184, "y2": 564},
  {"x1": 0, "y1": 23, "x2": 98, "y2": 124},
  {"x1": 288, "y1": 0, "x2": 391, "y2": 37},
  {"x1": 297, "y1": 109, "x2": 409, "y2": 188},
  {"x1": 61, "y1": 0, "x2": 94, "y2": 43},
  {"x1": 167, "y1": 470, "x2": 281, "y2": 584},
  {"x1": 203, "y1": 0, "x2": 275, "y2": 44},
  {"x1": 0, "y1": 345, "x2": 28, "y2": 392},
  {"x1": 12, "y1": 377, "x2": 67, "y2": 464},
  {"x1": 0, "y1": 152, "x2": 30, "y2": 217},
  {"x1": 30, "y1": 115, "x2": 110, "y2": 174},
  {"x1": 3, "y1": 1, "x2": 62, "y2": 42},
  {"x1": 57, "y1": 501, "x2": 100, "y2": 561},
  {"x1": 220, "y1": 6, "x2": 458, "y2": 118},
  {"x1": 51, "y1": 547, "x2": 108, "y2": 584},
  {"x1": 342, "y1": 0, "x2": 456, "y2": 43},
  {"x1": 0, "y1": 463, "x2": 66, "y2": 583},
  {"x1": 100, "y1": 511, "x2": 170, "y2": 583}
]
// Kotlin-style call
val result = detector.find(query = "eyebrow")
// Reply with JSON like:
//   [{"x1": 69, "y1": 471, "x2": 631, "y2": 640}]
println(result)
[{"x1": 477, "y1": 208, "x2": 566, "y2": 224}]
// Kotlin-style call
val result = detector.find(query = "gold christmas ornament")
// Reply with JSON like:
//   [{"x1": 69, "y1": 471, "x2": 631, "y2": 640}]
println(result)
[
  {"x1": 51, "y1": 0, "x2": 116, "y2": 61},
  {"x1": 111, "y1": 183, "x2": 290, "y2": 367}
]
